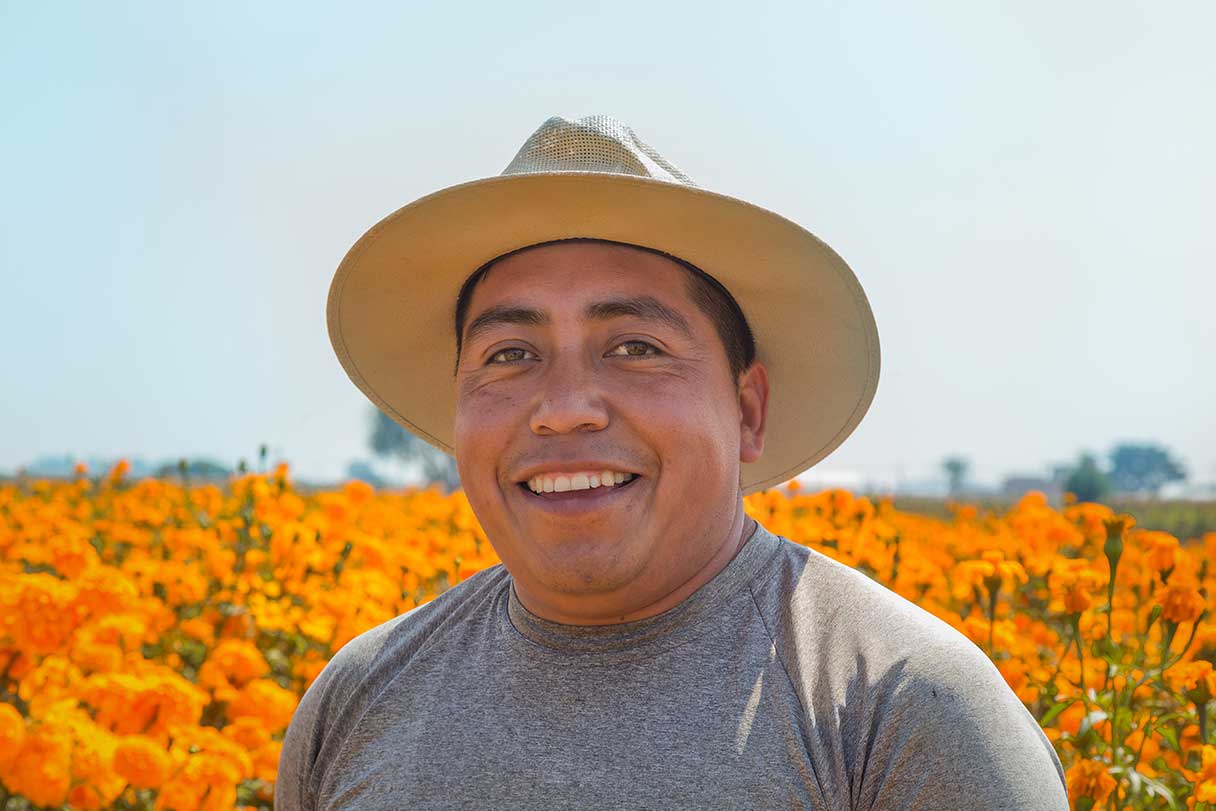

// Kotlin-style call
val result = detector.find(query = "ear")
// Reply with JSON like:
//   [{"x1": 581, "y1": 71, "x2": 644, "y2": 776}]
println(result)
[{"x1": 737, "y1": 361, "x2": 769, "y2": 464}]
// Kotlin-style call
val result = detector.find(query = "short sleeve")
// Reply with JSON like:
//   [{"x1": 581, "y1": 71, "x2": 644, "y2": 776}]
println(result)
[{"x1": 854, "y1": 637, "x2": 1069, "y2": 811}]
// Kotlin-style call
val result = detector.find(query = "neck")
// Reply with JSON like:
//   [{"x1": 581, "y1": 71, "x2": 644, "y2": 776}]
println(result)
[{"x1": 512, "y1": 504, "x2": 758, "y2": 626}]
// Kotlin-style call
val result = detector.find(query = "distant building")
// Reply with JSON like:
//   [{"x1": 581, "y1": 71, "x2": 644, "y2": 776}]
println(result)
[
  {"x1": 1160, "y1": 480, "x2": 1216, "y2": 500},
  {"x1": 1001, "y1": 474, "x2": 1063, "y2": 504},
  {"x1": 19, "y1": 454, "x2": 160, "y2": 479},
  {"x1": 792, "y1": 469, "x2": 869, "y2": 492}
]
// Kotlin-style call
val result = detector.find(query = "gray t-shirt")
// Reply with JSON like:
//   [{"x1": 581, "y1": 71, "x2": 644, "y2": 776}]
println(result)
[{"x1": 276, "y1": 522, "x2": 1068, "y2": 810}]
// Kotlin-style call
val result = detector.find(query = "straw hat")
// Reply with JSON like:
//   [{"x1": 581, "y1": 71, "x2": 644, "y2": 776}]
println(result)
[{"x1": 327, "y1": 114, "x2": 880, "y2": 494}]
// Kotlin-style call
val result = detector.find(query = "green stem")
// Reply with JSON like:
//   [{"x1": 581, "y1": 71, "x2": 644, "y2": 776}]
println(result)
[
  {"x1": 1128, "y1": 611, "x2": 1207, "y2": 693},
  {"x1": 1102, "y1": 575, "x2": 1116, "y2": 695},
  {"x1": 1132, "y1": 711, "x2": 1152, "y2": 773},
  {"x1": 1072, "y1": 615, "x2": 1086, "y2": 691}
]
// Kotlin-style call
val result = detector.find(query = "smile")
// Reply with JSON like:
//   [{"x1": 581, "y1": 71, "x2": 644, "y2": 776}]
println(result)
[{"x1": 523, "y1": 470, "x2": 638, "y2": 494}]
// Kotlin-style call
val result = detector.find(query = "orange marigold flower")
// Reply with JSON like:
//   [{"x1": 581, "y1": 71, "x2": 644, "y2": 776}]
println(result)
[
  {"x1": 1066, "y1": 758, "x2": 1116, "y2": 805},
  {"x1": 222, "y1": 716, "x2": 271, "y2": 750},
  {"x1": 252, "y1": 739, "x2": 283, "y2": 783},
  {"x1": 4, "y1": 573, "x2": 81, "y2": 655},
  {"x1": 1185, "y1": 744, "x2": 1216, "y2": 802},
  {"x1": 1048, "y1": 560, "x2": 1102, "y2": 616},
  {"x1": 0, "y1": 701, "x2": 25, "y2": 765},
  {"x1": 81, "y1": 669, "x2": 209, "y2": 736},
  {"x1": 343, "y1": 479, "x2": 375, "y2": 504},
  {"x1": 197, "y1": 640, "x2": 269, "y2": 706},
  {"x1": 227, "y1": 678, "x2": 299, "y2": 733},
  {"x1": 1063, "y1": 584, "x2": 1093, "y2": 614},
  {"x1": 69, "y1": 784, "x2": 112, "y2": 811},
  {"x1": 60, "y1": 710, "x2": 125, "y2": 808},
  {"x1": 1165, "y1": 659, "x2": 1216, "y2": 705},
  {"x1": 1141, "y1": 531, "x2": 1180, "y2": 572},
  {"x1": 114, "y1": 735, "x2": 172, "y2": 789},
  {"x1": 1056, "y1": 702, "x2": 1086, "y2": 736},
  {"x1": 1122, "y1": 726, "x2": 1161, "y2": 776},
  {"x1": 1156, "y1": 580, "x2": 1206, "y2": 624},
  {"x1": 155, "y1": 773, "x2": 207, "y2": 811},
  {"x1": 73, "y1": 640, "x2": 123, "y2": 673},
  {"x1": 3, "y1": 721, "x2": 72, "y2": 808},
  {"x1": 180, "y1": 617, "x2": 216, "y2": 644}
]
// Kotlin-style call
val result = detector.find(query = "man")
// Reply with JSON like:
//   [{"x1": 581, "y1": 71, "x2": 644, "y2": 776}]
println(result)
[{"x1": 278, "y1": 115, "x2": 1069, "y2": 809}]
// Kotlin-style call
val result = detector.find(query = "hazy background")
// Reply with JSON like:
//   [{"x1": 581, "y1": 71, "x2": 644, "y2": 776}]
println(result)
[{"x1": 3, "y1": 1, "x2": 1212, "y2": 494}]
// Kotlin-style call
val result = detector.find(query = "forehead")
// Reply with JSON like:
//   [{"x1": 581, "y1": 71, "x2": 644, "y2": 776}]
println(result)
[{"x1": 468, "y1": 241, "x2": 696, "y2": 310}]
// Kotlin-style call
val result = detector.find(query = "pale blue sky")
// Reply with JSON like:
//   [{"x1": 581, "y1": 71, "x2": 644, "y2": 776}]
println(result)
[{"x1": 3, "y1": 1, "x2": 1213, "y2": 488}]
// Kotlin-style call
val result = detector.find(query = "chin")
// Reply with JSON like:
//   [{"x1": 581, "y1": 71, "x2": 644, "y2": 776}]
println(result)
[{"x1": 533, "y1": 541, "x2": 643, "y2": 595}]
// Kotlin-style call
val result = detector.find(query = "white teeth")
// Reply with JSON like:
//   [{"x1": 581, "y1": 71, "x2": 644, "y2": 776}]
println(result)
[{"x1": 525, "y1": 470, "x2": 637, "y2": 494}]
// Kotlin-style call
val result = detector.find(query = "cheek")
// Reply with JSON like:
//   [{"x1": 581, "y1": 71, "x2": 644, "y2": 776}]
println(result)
[
  {"x1": 454, "y1": 386, "x2": 523, "y2": 449},
  {"x1": 628, "y1": 390, "x2": 739, "y2": 480},
  {"x1": 453, "y1": 385, "x2": 535, "y2": 504}
]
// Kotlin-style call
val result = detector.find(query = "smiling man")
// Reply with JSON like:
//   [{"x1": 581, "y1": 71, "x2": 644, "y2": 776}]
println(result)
[
  {"x1": 452, "y1": 240, "x2": 767, "y2": 627},
  {"x1": 278, "y1": 115, "x2": 1069, "y2": 809}
]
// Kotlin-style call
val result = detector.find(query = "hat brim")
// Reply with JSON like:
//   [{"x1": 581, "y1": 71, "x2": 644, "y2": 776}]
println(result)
[{"x1": 327, "y1": 172, "x2": 880, "y2": 495}]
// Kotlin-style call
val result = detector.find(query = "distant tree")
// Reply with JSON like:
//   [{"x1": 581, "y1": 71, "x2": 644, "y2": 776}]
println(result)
[
  {"x1": 1064, "y1": 452, "x2": 1112, "y2": 503},
  {"x1": 368, "y1": 408, "x2": 461, "y2": 491},
  {"x1": 1108, "y1": 442, "x2": 1186, "y2": 496},
  {"x1": 154, "y1": 458, "x2": 231, "y2": 481},
  {"x1": 346, "y1": 459, "x2": 389, "y2": 489},
  {"x1": 941, "y1": 456, "x2": 970, "y2": 496}
]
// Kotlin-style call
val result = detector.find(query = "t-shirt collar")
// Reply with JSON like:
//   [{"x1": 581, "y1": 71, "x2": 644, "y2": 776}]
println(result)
[{"x1": 504, "y1": 519, "x2": 780, "y2": 653}]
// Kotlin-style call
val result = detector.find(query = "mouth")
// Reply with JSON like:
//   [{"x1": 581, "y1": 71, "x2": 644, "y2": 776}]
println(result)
[
  {"x1": 519, "y1": 470, "x2": 640, "y2": 496},
  {"x1": 514, "y1": 472, "x2": 643, "y2": 516}
]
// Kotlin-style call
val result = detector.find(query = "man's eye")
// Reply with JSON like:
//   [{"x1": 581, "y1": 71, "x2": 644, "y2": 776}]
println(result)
[
  {"x1": 488, "y1": 348, "x2": 535, "y2": 364},
  {"x1": 607, "y1": 340, "x2": 661, "y2": 357}
]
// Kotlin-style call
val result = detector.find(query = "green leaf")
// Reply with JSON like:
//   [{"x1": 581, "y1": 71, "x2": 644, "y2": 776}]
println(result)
[
  {"x1": 1158, "y1": 725, "x2": 1180, "y2": 752},
  {"x1": 1040, "y1": 699, "x2": 1077, "y2": 726}
]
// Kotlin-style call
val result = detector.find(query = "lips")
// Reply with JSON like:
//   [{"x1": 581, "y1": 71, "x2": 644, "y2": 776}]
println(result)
[
  {"x1": 518, "y1": 472, "x2": 641, "y2": 496},
  {"x1": 514, "y1": 472, "x2": 642, "y2": 518},
  {"x1": 524, "y1": 470, "x2": 638, "y2": 494}
]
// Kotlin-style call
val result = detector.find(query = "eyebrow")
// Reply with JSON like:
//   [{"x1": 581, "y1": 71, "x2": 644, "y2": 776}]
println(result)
[
  {"x1": 463, "y1": 304, "x2": 549, "y2": 348},
  {"x1": 462, "y1": 295, "x2": 694, "y2": 349}
]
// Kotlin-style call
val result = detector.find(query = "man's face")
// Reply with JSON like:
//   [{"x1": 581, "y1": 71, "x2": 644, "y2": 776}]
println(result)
[{"x1": 453, "y1": 241, "x2": 766, "y2": 620}]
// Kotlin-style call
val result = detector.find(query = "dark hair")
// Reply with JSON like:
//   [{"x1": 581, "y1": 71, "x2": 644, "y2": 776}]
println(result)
[{"x1": 453, "y1": 238, "x2": 757, "y2": 384}]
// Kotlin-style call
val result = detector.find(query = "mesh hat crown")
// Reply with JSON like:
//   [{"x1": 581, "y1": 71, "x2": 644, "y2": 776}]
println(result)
[
  {"x1": 504, "y1": 115, "x2": 695, "y2": 184},
  {"x1": 326, "y1": 114, "x2": 881, "y2": 493}
]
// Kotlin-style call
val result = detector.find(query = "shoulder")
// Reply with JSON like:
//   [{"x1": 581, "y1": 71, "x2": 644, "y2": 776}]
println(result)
[
  {"x1": 314, "y1": 562, "x2": 509, "y2": 695},
  {"x1": 751, "y1": 532, "x2": 975, "y2": 658},
  {"x1": 276, "y1": 564, "x2": 511, "y2": 811},
  {"x1": 751, "y1": 532, "x2": 1017, "y2": 701},
  {"x1": 748, "y1": 531, "x2": 1067, "y2": 806}
]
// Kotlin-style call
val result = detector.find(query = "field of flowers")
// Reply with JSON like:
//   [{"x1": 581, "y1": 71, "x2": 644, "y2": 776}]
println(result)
[{"x1": 1, "y1": 461, "x2": 1214, "y2": 810}]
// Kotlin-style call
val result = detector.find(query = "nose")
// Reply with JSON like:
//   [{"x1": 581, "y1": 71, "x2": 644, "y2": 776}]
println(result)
[{"x1": 529, "y1": 352, "x2": 610, "y2": 436}]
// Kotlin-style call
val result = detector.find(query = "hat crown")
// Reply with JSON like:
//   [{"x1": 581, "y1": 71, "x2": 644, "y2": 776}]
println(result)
[{"x1": 502, "y1": 115, "x2": 697, "y2": 188}]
